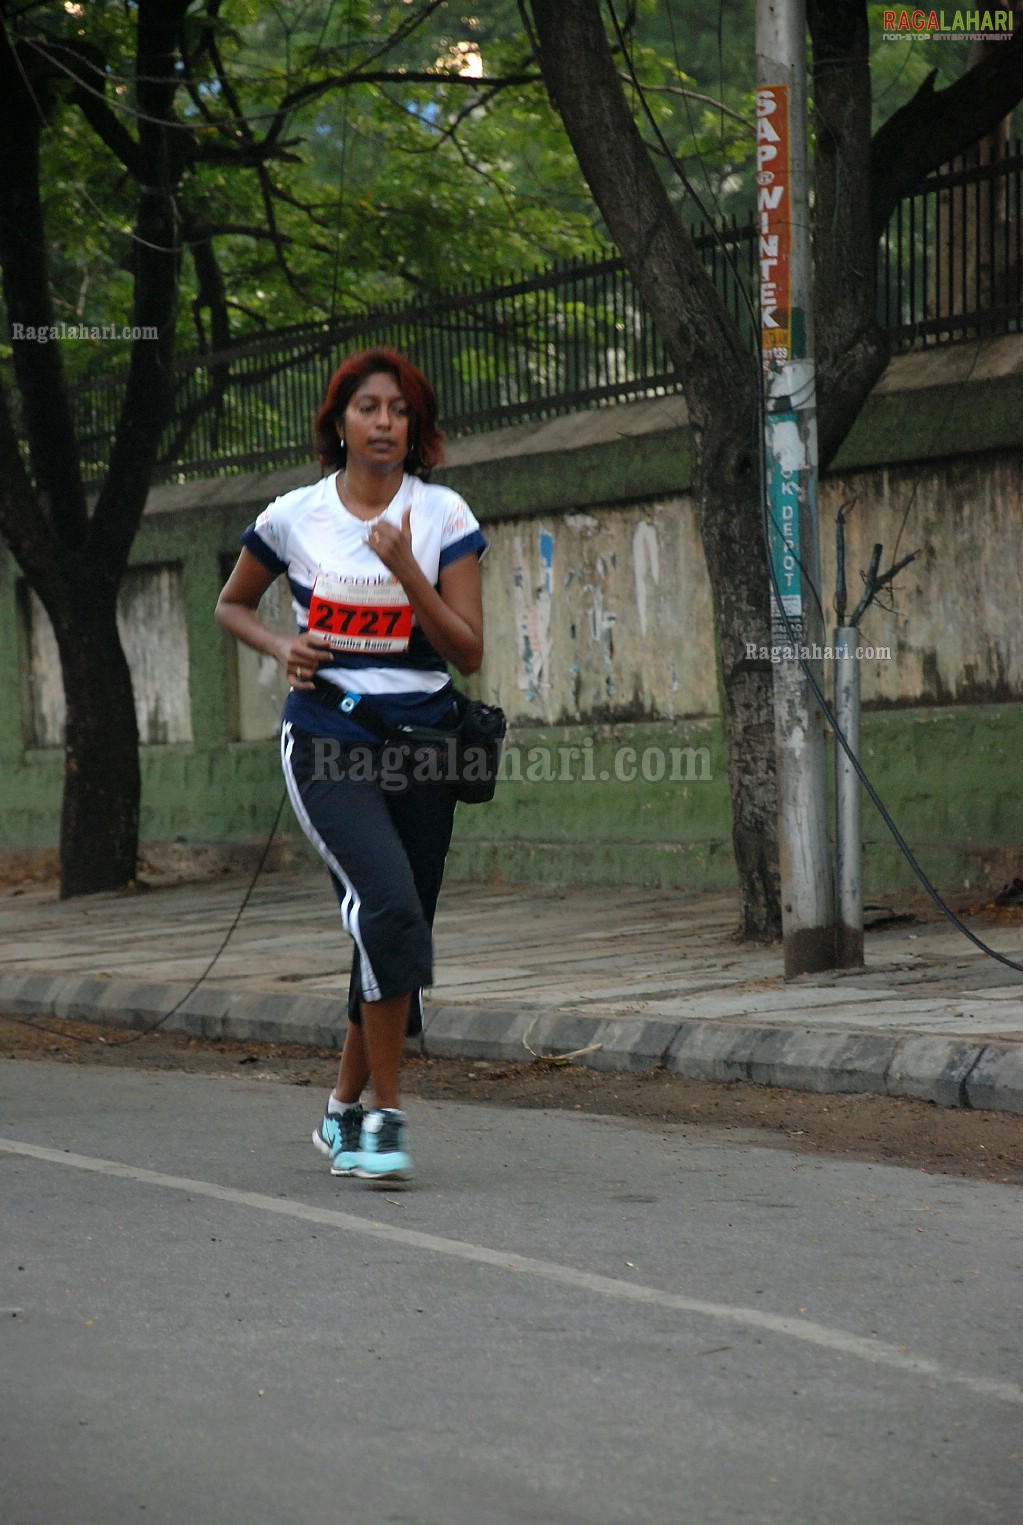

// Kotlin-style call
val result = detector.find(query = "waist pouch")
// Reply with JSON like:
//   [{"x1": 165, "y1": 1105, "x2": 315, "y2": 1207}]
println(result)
[{"x1": 310, "y1": 680, "x2": 506, "y2": 804}]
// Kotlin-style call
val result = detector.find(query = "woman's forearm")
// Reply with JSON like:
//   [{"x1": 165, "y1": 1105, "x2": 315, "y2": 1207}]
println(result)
[
  {"x1": 399, "y1": 563, "x2": 483, "y2": 674},
  {"x1": 215, "y1": 599, "x2": 290, "y2": 664}
]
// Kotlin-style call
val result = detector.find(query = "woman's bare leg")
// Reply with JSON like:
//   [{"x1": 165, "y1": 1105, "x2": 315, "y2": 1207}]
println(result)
[{"x1": 359, "y1": 992, "x2": 410, "y2": 1111}]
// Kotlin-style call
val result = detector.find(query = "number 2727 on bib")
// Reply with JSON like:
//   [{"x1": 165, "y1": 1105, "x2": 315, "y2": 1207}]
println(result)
[{"x1": 307, "y1": 575, "x2": 413, "y2": 654}]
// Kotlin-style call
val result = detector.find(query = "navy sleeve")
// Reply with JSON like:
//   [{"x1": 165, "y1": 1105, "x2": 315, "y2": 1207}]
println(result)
[
  {"x1": 241, "y1": 523, "x2": 287, "y2": 578},
  {"x1": 438, "y1": 527, "x2": 488, "y2": 571}
]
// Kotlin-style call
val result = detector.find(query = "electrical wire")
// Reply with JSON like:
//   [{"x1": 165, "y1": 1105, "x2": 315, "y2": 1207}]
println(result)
[
  {"x1": 2, "y1": 789, "x2": 291, "y2": 1050},
  {"x1": 611, "y1": 0, "x2": 1023, "y2": 973},
  {"x1": 114, "y1": 788, "x2": 290, "y2": 1044}
]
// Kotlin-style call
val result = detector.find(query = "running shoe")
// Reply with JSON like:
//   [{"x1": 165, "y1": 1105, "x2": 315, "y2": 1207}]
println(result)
[
  {"x1": 352, "y1": 1108, "x2": 413, "y2": 1182},
  {"x1": 312, "y1": 1099, "x2": 364, "y2": 1177}
]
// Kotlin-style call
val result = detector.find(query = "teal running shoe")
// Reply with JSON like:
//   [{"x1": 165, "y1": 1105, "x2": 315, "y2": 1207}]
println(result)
[
  {"x1": 312, "y1": 1099, "x2": 364, "y2": 1177},
  {"x1": 353, "y1": 1108, "x2": 412, "y2": 1182}
]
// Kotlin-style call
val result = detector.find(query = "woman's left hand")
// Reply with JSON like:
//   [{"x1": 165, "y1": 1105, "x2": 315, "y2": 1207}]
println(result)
[
  {"x1": 366, "y1": 505, "x2": 484, "y2": 675},
  {"x1": 367, "y1": 507, "x2": 414, "y2": 580}
]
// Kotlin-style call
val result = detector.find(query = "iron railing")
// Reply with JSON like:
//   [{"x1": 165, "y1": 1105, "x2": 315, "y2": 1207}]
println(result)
[
  {"x1": 72, "y1": 219, "x2": 757, "y2": 482},
  {"x1": 880, "y1": 138, "x2": 1023, "y2": 346},
  {"x1": 70, "y1": 143, "x2": 1023, "y2": 481}
]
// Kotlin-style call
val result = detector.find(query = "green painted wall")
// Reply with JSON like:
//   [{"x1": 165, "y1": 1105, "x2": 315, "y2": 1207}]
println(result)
[
  {"x1": 2, "y1": 353, "x2": 1022, "y2": 896},
  {"x1": 7, "y1": 704, "x2": 1022, "y2": 899}
]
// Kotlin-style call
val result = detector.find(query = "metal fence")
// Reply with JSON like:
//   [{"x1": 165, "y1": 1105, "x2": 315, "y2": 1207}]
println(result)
[
  {"x1": 72, "y1": 144, "x2": 1022, "y2": 481},
  {"x1": 73, "y1": 220, "x2": 757, "y2": 483},
  {"x1": 880, "y1": 137, "x2": 1023, "y2": 346}
]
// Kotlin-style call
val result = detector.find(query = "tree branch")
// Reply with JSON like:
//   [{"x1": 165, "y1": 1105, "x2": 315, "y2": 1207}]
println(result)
[
  {"x1": 870, "y1": 25, "x2": 1023, "y2": 238},
  {"x1": 0, "y1": 31, "x2": 89, "y2": 549},
  {"x1": 809, "y1": 0, "x2": 890, "y2": 469},
  {"x1": 620, "y1": 78, "x2": 755, "y2": 133},
  {"x1": 258, "y1": 69, "x2": 539, "y2": 159},
  {"x1": 0, "y1": 379, "x2": 57, "y2": 595},
  {"x1": 88, "y1": 0, "x2": 189, "y2": 581},
  {"x1": 526, "y1": 0, "x2": 751, "y2": 424},
  {"x1": 24, "y1": 38, "x2": 145, "y2": 177}
]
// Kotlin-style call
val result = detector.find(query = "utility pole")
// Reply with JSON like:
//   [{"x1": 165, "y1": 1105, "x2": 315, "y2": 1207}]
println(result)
[
  {"x1": 756, "y1": 0, "x2": 837, "y2": 976},
  {"x1": 834, "y1": 518, "x2": 918, "y2": 968}
]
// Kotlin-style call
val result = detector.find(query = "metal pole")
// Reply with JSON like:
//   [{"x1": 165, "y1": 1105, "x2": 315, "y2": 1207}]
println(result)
[
  {"x1": 834, "y1": 623, "x2": 864, "y2": 966},
  {"x1": 756, "y1": 0, "x2": 837, "y2": 976}
]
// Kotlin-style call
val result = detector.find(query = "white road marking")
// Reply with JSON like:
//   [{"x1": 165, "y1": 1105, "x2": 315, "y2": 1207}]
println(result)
[{"x1": 3, "y1": 1135, "x2": 1020, "y2": 1407}]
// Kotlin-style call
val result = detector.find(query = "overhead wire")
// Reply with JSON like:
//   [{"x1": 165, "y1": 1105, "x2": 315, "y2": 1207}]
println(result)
[{"x1": 609, "y1": 0, "x2": 1023, "y2": 974}]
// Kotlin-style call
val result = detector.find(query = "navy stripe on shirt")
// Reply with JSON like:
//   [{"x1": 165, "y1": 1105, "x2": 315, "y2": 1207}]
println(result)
[
  {"x1": 241, "y1": 525, "x2": 287, "y2": 577},
  {"x1": 312, "y1": 628, "x2": 448, "y2": 674},
  {"x1": 241, "y1": 519, "x2": 482, "y2": 679},
  {"x1": 439, "y1": 528, "x2": 487, "y2": 569}
]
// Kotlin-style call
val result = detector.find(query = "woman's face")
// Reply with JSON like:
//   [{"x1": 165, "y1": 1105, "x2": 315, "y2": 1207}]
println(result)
[{"x1": 341, "y1": 370, "x2": 410, "y2": 474}]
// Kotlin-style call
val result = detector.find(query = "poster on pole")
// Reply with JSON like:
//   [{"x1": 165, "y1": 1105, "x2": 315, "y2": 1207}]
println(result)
[
  {"x1": 766, "y1": 409, "x2": 803, "y2": 638},
  {"x1": 756, "y1": 85, "x2": 791, "y2": 367}
]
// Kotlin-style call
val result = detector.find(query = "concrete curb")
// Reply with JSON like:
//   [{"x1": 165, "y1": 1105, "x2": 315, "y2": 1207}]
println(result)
[{"x1": 2, "y1": 973, "x2": 1021, "y2": 1116}]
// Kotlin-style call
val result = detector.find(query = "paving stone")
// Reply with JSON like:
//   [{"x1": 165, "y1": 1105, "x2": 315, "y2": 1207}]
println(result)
[
  {"x1": 524, "y1": 1015, "x2": 680, "y2": 1072},
  {"x1": 212, "y1": 991, "x2": 343, "y2": 1048},
  {"x1": 748, "y1": 1028, "x2": 896, "y2": 1095},
  {"x1": 52, "y1": 977, "x2": 118, "y2": 1024},
  {"x1": 4, "y1": 875, "x2": 1023, "y2": 1112},
  {"x1": 885, "y1": 1035, "x2": 987, "y2": 1107},
  {"x1": 96, "y1": 981, "x2": 178, "y2": 1032},
  {"x1": 0, "y1": 973, "x2": 64, "y2": 1019},
  {"x1": 420, "y1": 1005, "x2": 537, "y2": 1062},
  {"x1": 664, "y1": 1023, "x2": 777, "y2": 1083},
  {"x1": 964, "y1": 1044, "x2": 1023, "y2": 1116}
]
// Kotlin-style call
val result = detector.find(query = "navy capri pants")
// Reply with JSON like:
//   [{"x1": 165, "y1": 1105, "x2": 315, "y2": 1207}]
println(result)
[{"x1": 281, "y1": 722, "x2": 456, "y2": 1036}]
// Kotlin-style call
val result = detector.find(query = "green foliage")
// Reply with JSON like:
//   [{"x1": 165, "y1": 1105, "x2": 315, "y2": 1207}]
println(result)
[
  {"x1": 20, "y1": 0, "x2": 607, "y2": 393},
  {"x1": 5, "y1": 0, "x2": 1019, "y2": 401},
  {"x1": 867, "y1": 2, "x2": 1023, "y2": 132}
]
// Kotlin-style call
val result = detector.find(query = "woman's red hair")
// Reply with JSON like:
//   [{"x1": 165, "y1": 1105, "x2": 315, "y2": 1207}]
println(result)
[{"x1": 313, "y1": 347, "x2": 445, "y2": 478}]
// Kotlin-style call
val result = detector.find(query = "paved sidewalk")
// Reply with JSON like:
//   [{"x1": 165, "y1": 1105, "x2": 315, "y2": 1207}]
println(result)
[{"x1": 1, "y1": 871, "x2": 1022, "y2": 1113}]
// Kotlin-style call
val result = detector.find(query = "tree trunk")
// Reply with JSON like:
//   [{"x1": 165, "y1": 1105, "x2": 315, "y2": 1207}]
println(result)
[
  {"x1": 808, "y1": 1, "x2": 890, "y2": 468},
  {"x1": 54, "y1": 592, "x2": 141, "y2": 898},
  {"x1": 0, "y1": 4, "x2": 184, "y2": 896},
  {"x1": 810, "y1": 2, "x2": 1023, "y2": 465},
  {"x1": 528, "y1": 0, "x2": 781, "y2": 938},
  {"x1": 696, "y1": 419, "x2": 780, "y2": 939}
]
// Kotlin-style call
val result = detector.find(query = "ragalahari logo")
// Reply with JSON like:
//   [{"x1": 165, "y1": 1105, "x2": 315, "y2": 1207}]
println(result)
[{"x1": 881, "y1": 9, "x2": 1015, "y2": 39}]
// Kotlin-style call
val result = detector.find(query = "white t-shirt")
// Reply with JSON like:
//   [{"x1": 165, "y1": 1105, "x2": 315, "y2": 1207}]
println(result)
[{"x1": 242, "y1": 471, "x2": 486, "y2": 740}]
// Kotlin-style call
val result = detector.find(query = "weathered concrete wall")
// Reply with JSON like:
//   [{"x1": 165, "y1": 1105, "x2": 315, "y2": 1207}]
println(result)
[
  {"x1": 20, "y1": 566, "x2": 194, "y2": 747},
  {"x1": 462, "y1": 335, "x2": 1023, "y2": 723},
  {"x1": 1, "y1": 336, "x2": 1022, "y2": 896},
  {"x1": 822, "y1": 456, "x2": 1023, "y2": 707},
  {"x1": 484, "y1": 504, "x2": 718, "y2": 724}
]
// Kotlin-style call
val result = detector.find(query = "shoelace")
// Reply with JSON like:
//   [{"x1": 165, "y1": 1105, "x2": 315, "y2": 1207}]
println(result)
[
  {"x1": 341, "y1": 1108, "x2": 364, "y2": 1149},
  {"x1": 374, "y1": 1115, "x2": 404, "y2": 1153}
]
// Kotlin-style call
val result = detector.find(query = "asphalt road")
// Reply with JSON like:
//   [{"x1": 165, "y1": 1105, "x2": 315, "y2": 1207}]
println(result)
[{"x1": 2, "y1": 1060, "x2": 1021, "y2": 1525}]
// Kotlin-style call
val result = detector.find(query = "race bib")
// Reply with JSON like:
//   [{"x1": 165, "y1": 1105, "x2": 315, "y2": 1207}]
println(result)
[{"x1": 307, "y1": 574, "x2": 412, "y2": 654}]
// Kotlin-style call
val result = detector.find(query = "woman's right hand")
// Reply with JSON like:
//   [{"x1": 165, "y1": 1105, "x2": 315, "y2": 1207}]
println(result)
[
  {"x1": 216, "y1": 549, "x2": 335, "y2": 691},
  {"x1": 279, "y1": 633, "x2": 333, "y2": 690}
]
